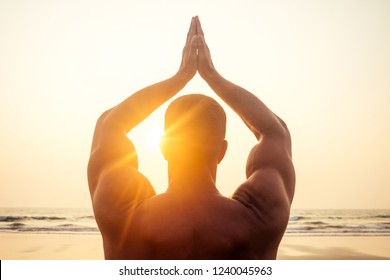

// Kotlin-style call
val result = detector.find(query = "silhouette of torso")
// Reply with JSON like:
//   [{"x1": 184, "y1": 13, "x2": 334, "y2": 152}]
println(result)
[{"x1": 102, "y1": 191, "x2": 282, "y2": 260}]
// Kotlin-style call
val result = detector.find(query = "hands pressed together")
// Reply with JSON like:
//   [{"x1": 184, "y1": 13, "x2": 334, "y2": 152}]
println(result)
[{"x1": 178, "y1": 16, "x2": 216, "y2": 83}]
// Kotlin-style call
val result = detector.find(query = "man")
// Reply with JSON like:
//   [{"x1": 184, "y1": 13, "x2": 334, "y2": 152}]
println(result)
[{"x1": 87, "y1": 16, "x2": 295, "y2": 259}]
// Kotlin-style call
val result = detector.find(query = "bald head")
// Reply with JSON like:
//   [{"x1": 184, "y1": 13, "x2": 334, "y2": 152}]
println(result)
[{"x1": 162, "y1": 94, "x2": 227, "y2": 163}]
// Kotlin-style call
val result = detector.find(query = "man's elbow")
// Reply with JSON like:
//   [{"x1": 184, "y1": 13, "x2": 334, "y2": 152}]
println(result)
[
  {"x1": 276, "y1": 116, "x2": 287, "y2": 130},
  {"x1": 264, "y1": 117, "x2": 291, "y2": 142},
  {"x1": 95, "y1": 109, "x2": 113, "y2": 128},
  {"x1": 281, "y1": 121, "x2": 292, "y2": 142},
  {"x1": 95, "y1": 108, "x2": 126, "y2": 132}
]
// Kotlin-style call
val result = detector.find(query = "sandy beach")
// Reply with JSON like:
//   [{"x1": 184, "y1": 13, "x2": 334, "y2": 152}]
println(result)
[
  {"x1": 0, "y1": 233, "x2": 104, "y2": 260},
  {"x1": 0, "y1": 233, "x2": 389, "y2": 260},
  {"x1": 278, "y1": 236, "x2": 390, "y2": 260}
]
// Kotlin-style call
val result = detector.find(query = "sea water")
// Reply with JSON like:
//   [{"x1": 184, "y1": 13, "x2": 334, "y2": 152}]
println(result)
[
  {"x1": 0, "y1": 208, "x2": 389, "y2": 236},
  {"x1": 0, "y1": 208, "x2": 98, "y2": 234}
]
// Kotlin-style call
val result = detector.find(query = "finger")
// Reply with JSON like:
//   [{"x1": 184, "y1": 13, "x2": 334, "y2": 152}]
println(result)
[
  {"x1": 197, "y1": 35, "x2": 206, "y2": 52},
  {"x1": 182, "y1": 35, "x2": 197, "y2": 62},
  {"x1": 196, "y1": 16, "x2": 204, "y2": 36},
  {"x1": 200, "y1": 34, "x2": 211, "y2": 54},
  {"x1": 198, "y1": 35, "x2": 213, "y2": 63},
  {"x1": 188, "y1": 35, "x2": 198, "y2": 59},
  {"x1": 186, "y1": 17, "x2": 196, "y2": 45}
]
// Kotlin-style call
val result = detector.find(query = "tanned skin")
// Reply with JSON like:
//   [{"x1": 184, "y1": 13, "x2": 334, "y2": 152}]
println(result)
[{"x1": 87, "y1": 16, "x2": 295, "y2": 259}]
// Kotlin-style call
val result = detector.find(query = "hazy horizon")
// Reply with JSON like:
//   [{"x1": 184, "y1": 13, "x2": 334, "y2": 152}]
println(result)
[{"x1": 1, "y1": 0, "x2": 389, "y2": 209}]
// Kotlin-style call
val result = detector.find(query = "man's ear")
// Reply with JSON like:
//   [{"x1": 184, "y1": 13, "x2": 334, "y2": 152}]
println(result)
[
  {"x1": 217, "y1": 140, "x2": 228, "y2": 164},
  {"x1": 160, "y1": 137, "x2": 168, "y2": 161}
]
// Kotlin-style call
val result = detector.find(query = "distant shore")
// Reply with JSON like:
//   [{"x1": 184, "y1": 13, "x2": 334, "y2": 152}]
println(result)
[{"x1": 0, "y1": 233, "x2": 389, "y2": 260}]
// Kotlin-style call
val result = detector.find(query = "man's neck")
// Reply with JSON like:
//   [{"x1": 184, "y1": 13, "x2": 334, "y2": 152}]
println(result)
[{"x1": 166, "y1": 162, "x2": 220, "y2": 195}]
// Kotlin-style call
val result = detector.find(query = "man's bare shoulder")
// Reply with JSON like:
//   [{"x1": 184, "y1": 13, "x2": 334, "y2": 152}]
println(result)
[{"x1": 231, "y1": 170, "x2": 292, "y2": 243}]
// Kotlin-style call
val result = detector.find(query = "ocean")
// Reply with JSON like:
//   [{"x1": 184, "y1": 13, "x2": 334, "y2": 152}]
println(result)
[{"x1": 0, "y1": 208, "x2": 389, "y2": 236}]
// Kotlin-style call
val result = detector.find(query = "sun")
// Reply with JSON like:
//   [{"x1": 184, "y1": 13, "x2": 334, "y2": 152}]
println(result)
[{"x1": 145, "y1": 126, "x2": 164, "y2": 149}]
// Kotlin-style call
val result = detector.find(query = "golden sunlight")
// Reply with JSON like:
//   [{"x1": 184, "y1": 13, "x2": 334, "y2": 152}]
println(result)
[{"x1": 145, "y1": 126, "x2": 164, "y2": 150}]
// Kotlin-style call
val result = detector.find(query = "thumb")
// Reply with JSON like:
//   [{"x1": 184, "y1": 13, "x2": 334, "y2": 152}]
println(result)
[
  {"x1": 198, "y1": 35, "x2": 210, "y2": 58},
  {"x1": 190, "y1": 35, "x2": 197, "y2": 51},
  {"x1": 189, "y1": 35, "x2": 198, "y2": 58},
  {"x1": 197, "y1": 35, "x2": 208, "y2": 60},
  {"x1": 197, "y1": 35, "x2": 205, "y2": 50}
]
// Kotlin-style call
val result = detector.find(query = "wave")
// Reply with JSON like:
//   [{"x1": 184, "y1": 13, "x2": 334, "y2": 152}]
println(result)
[
  {"x1": 0, "y1": 216, "x2": 25, "y2": 222},
  {"x1": 56, "y1": 224, "x2": 74, "y2": 227},
  {"x1": 286, "y1": 223, "x2": 390, "y2": 236},
  {"x1": 32, "y1": 216, "x2": 66, "y2": 221},
  {"x1": 374, "y1": 215, "x2": 390, "y2": 219},
  {"x1": 0, "y1": 215, "x2": 95, "y2": 223},
  {"x1": 0, "y1": 216, "x2": 67, "y2": 222},
  {"x1": 289, "y1": 216, "x2": 307, "y2": 221},
  {"x1": 0, "y1": 225, "x2": 99, "y2": 233},
  {"x1": 9, "y1": 222, "x2": 26, "y2": 228},
  {"x1": 76, "y1": 215, "x2": 95, "y2": 219},
  {"x1": 304, "y1": 221, "x2": 328, "y2": 225}
]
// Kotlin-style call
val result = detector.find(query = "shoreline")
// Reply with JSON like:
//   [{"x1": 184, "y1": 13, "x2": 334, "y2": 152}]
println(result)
[{"x1": 0, "y1": 233, "x2": 389, "y2": 260}]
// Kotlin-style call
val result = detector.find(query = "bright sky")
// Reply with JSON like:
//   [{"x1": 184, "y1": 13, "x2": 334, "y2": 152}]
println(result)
[{"x1": 1, "y1": 0, "x2": 389, "y2": 209}]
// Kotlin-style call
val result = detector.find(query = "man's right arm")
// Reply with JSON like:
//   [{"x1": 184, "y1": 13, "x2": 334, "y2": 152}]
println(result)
[{"x1": 196, "y1": 17, "x2": 295, "y2": 230}]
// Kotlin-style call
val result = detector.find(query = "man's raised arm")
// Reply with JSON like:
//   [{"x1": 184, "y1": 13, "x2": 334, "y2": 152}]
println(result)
[
  {"x1": 87, "y1": 17, "x2": 198, "y2": 234},
  {"x1": 196, "y1": 17, "x2": 295, "y2": 226}
]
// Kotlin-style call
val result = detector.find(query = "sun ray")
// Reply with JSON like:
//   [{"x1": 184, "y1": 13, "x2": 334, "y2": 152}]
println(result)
[{"x1": 145, "y1": 126, "x2": 164, "y2": 149}]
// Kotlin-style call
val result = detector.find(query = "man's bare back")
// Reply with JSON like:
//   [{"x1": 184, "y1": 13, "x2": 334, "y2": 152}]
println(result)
[
  {"x1": 88, "y1": 16, "x2": 295, "y2": 260},
  {"x1": 102, "y1": 192, "x2": 285, "y2": 259}
]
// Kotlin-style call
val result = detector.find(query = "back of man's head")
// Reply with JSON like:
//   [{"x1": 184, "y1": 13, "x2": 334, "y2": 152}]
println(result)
[{"x1": 162, "y1": 94, "x2": 226, "y2": 164}]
